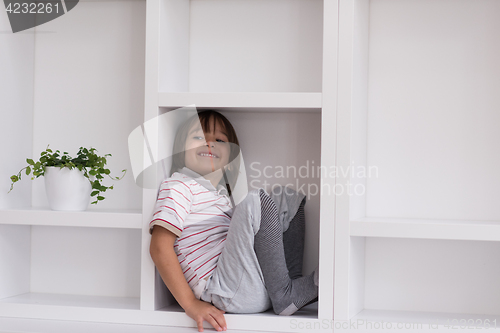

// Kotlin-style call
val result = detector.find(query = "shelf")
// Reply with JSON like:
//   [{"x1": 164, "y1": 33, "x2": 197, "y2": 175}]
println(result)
[
  {"x1": 0, "y1": 293, "x2": 140, "y2": 310},
  {"x1": 0, "y1": 292, "x2": 148, "y2": 325},
  {"x1": 158, "y1": 92, "x2": 322, "y2": 111},
  {"x1": 0, "y1": 295, "x2": 317, "y2": 331},
  {"x1": 352, "y1": 309, "x2": 500, "y2": 331},
  {"x1": 159, "y1": 302, "x2": 319, "y2": 332},
  {"x1": 350, "y1": 217, "x2": 500, "y2": 241},
  {"x1": 0, "y1": 208, "x2": 142, "y2": 229}
]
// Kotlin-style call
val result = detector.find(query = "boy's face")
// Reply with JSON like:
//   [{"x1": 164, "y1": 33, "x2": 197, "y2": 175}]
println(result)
[{"x1": 184, "y1": 119, "x2": 231, "y2": 177}]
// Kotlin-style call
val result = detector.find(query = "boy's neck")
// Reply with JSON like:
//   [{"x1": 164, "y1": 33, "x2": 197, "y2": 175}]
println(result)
[{"x1": 203, "y1": 168, "x2": 225, "y2": 189}]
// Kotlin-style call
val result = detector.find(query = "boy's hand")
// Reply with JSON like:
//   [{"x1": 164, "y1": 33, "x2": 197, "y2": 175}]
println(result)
[{"x1": 184, "y1": 298, "x2": 227, "y2": 332}]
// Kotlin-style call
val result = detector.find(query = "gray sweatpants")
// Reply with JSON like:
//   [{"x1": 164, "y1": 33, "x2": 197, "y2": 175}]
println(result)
[{"x1": 200, "y1": 185, "x2": 306, "y2": 313}]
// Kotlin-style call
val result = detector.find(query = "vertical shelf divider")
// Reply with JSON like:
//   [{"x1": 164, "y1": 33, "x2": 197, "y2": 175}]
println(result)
[
  {"x1": 320, "y1": 0, "x2": 338, "y2": 322},
  {"x1": 140, "y1": 0, "x2": 161, "y2": 312},
  {"x1": 335, "y1": 0, "x2": 355, "y2": 321}
]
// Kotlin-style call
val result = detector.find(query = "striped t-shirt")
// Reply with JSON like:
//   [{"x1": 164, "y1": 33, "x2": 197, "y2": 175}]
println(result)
[{"x1": 149, "y1": 167, "x2": 233, "y2": 299}]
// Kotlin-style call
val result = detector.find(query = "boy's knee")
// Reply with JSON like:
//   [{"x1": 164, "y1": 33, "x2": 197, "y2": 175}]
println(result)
[{"x1": 259, "y1": 189, "x2": 278, "y2": 214}]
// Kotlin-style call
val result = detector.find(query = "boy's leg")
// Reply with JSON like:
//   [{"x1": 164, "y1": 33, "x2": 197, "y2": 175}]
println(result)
[
  {"x1": 201, "y1": 189, "x2": 271, "y2": 314},
  {"x1": 282, "y1": 198, "x2": 305, "y2": 279},
  {"x1": 254, "y1": 190, "x2": 318, "y2": 316}
]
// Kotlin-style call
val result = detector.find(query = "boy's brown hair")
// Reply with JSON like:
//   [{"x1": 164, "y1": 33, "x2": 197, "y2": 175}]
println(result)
[{"x1": 170, "y1": 110, "x2": 241, "y2": 196}]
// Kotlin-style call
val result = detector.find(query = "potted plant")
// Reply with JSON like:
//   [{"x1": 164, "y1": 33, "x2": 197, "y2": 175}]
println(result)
[{"x1": 8, "y1": 146, "x2": 126, "y2": 211}]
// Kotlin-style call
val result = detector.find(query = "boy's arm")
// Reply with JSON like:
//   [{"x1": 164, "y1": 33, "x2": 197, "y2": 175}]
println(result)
[{"x1": 149, "y1": 225, "x2": 227, "y2": 332}]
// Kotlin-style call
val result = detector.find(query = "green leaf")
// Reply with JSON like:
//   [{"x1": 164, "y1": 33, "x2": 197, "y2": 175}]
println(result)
[
  {"x1": 97, "y1": 196, "x2": 104, "y2": 201},
  {"x1": 10, "y1": 175, "x2": 19, "y2": 182},
  {"x1": 91, "y1": 191, "x2": 99, "y2": 197},
  {"x1": 91, "y1": 200, "x2": 98, "y2": 205},
  {"x1": 27, "y1": 158, "x2": 35, "y2": 165},
  {"x1": 26, "y1": 167, "x2": 31, "y2": 175}
]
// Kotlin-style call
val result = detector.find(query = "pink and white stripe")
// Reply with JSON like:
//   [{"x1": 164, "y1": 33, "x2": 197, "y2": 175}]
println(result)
[{"x1": 149, "y1": 171, "x2": 233, "y2": 299}]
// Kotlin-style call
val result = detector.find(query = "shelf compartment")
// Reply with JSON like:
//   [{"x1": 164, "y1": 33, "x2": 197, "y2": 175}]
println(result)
[
  {"x1": 0, "y1": 208, "x2": 142, "y2": 229},
  {"x1": 361, "y1": 237, "x2": 500, "y2": 319},
  {"x1": 159, "y1": 0, "x2": 323, "y2": 93},
  {"x1": 353, "y1": 309, "x2": 500, "y2": 331},
  {"x1": 158, "y1": 92, "x2": 322, "y2": 110},
  {"x1": 0, "y1": 225, "x2": 141, "y2": 311},
  {"x1": 350, "y1": 217, "x2": 500, "y2": 241},
  {"x1": 148, "y1": 109, "x2": 324, "y2": 317}
]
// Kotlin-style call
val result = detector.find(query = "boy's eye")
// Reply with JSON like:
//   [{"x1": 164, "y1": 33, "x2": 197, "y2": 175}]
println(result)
[{"x1": 192, "y1": 135, "x2": 227, "y2": 143}]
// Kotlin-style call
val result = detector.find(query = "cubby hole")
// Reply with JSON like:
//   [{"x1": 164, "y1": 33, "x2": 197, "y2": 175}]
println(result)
[
  {"x1": 348, "y1": 0, "x2": 500, "y2": 223},
  {"x1": 0, "y1": 225, "x2": 141, "y2": 310},
  {"x1": 150, "y1": 107, "x2": 322, "y2": 319},
  {"x1": 350, "y1": 236, "x2": 500, "y2": 325},
  {"x1": 159, "y1": 0, "x2": 324, "y2": 93}
]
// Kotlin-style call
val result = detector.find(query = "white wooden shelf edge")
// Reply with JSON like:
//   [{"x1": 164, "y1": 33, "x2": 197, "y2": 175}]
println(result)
[
  {"x1": 353, "y1": 308, "x2": 500, "y2": 331},
  {"x1": 158, "y1": 92, "x2": 322, "y2": 109},
  {"x1": 0, "y1": 292, "x2": 140, "y2": 310},
  {"x1": 0, "y1": 208, "x2": 142, "y2": 229},
  {"x1": 350, "y1": 217, "x2": 500, "y2": 241},
  {"x1": 160, "y1": 303, "x2": 319, "y2": 332},
  {"x1": 0, "y1": 294, "x2": 319, "y2": 332}
]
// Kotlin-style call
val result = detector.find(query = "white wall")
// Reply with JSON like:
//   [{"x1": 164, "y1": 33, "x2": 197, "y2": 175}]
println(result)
[
  {"x1": 30, "y1": 0, "x2": 146, "y2": 211},
  {"x1": 0, "y1": 6, "x2": 34, "y2": 209},
  {"x1": 30, "y1": 226, "x2": 141, "y2": 297},
  {"x1": 223, "y1": 110, "x2": 321, "y2": 275},
  {"x1": 0, "y1": 5, "x2": 34, "y2": 301},
  {"x1": 159, "y1": 0, "x2": 324, "y2": 93}
]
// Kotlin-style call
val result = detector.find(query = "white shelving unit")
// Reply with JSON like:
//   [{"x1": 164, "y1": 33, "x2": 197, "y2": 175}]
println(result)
[
  {"x1": 5, "y1": 0, "x2": 498, "y2": 332},
  {"x1": 1, "y1": 0, "x2": 335, "y2": 332},
  {"x1": 335, "y1": 0, "x2": 500, "y2": 331}
]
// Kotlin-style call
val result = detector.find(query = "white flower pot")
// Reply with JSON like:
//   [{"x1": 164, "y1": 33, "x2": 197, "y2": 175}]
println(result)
[{"x1": 44, "y1": 166, "x2": 92, "y2": 211}]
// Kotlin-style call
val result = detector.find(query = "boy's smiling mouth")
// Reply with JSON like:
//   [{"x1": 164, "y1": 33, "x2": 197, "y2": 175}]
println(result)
[{"x1": 198, "y1": 151, "x2": 219, "y2": 158}]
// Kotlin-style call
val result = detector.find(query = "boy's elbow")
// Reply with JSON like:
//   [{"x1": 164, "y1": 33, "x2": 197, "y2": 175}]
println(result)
[{"x1": 150, "y1": 238, "x2": 163, "y2": 261}]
